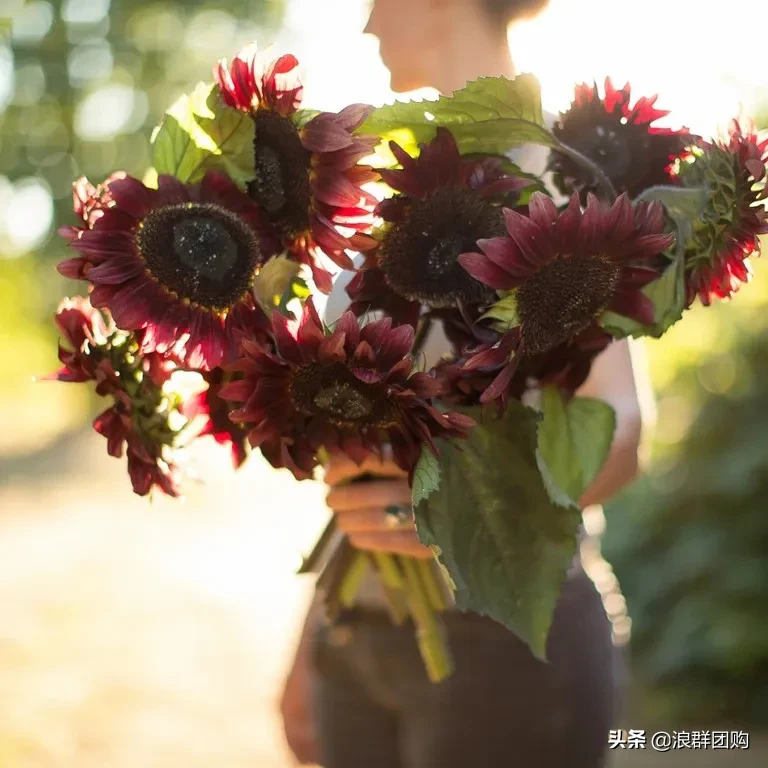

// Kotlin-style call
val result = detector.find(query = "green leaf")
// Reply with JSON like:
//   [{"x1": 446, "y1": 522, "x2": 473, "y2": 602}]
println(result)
[
  {"x1": 635, "y1": 185, "x2": 706, "y2": 223},
  {"x1": 278, "y1": 276, "x2": 311, "y2": 316},
  {"x1": 411, "y1": 446, "x2": 441, "y2": 507},
  {"x1": 413, "y1": 401, "x2": 581, "y2": 658},
  {"x1": 252, "y1": 254, "x2": 301, "y2": 314},
  {"x1": 361, "y1": 74, "x2": 555, "y2": 164},
  {"x1": 294, "y1": 108, "x2": 321, "y2": 129},
  {"x1": 537, "y1": 387, "x2": 617, "y2": 500},
  {"x1": 481, "y1": 289, "x2": 520, "y2": 332},
  {"x1": 152, "y1": 81, "x2": 255, "y2": 185}
]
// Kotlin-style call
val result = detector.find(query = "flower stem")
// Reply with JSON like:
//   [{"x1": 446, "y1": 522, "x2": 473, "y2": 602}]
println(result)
[
  {"x1": 339, "y1": 550, "x2": 370, "y2": 607},
  {"x1": 297, "y1": 515, "x2": 338, "y2": 574},
  {"x1": 555, "y1": 140, "x2": 617, "y2": 203},
  {"x1": 417, "y1": 558, "x2": 448, "y2": 612},
  {"x1": 316, "y1": 536, "x2": 356, "y2": 622},
  {"x1": 399, "y1": 556, "x2": 454, "y2": 682},
  {"x1": 371, "y1": 550, "x2": 405, "y2": 589},
  {"x1": 368, "y1": 552, "x2": 410, "y2": 625}
]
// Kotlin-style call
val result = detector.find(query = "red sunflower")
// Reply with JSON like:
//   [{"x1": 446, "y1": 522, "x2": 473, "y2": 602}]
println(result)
[
  {"x1": 346, "y1": 127, "x2": 529, "y2": 325},
  {"x1": 220, "y1": 300, "x2": 475, "y2": 482},
  {"x1": 458, "y1": 192, "x2": 673, "y2": 399},
  {"x1": 215, "y1": 43, "x2": 379, "y2": 293},
  {"x1": 548, "y1": 78, "x2": 692, "y2": 200},
  {"x1": 677, "y1": 119, "x2": 768, "y2": 305},
  {"x1": 58, "y1": 171, "x2": 275, "y2": 371},
  {"x1": 435, "y1": 324, "x2": 612, "y2": 408},
  {"x1": 48, "y1": 297, "x2": 181, "y2": 497}
]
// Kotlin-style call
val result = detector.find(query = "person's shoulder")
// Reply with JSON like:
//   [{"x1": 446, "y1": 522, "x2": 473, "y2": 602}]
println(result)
[{"x1": 542, "y1": 109, "x2": 557, "y2": 130}]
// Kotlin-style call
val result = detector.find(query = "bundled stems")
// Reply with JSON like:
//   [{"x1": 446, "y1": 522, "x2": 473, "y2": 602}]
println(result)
[
  {"x1": 309, "y1": 523, "x2": 455, "y2": 681},
  {"x1": 368, "y1": 551, "x2": 410, "y2": 625},
  {"x1": 399, "y1": 556, "x2": 454, "y2": 682},
  {"x1": 309, "y1": 458, "x2": 454, "y2": 680}
]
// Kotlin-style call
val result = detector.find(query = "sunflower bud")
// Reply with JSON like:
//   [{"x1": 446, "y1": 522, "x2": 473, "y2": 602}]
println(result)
[{"x1": 675, "y1": 120, "x2": 768, "y2": 305}]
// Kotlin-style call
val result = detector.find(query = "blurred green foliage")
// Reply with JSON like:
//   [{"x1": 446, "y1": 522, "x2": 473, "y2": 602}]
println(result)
[
  {"x1": 0, "y1": 0, "x2": 283, "y2": 418},
  {"x1": 604, "y1": 254, "x2": 768, "y2": 724}
]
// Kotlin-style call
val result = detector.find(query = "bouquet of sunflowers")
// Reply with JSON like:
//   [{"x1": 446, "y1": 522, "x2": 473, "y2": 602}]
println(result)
[{"x1": 48, "y1": 43, "x2": 768, "y2": 681}]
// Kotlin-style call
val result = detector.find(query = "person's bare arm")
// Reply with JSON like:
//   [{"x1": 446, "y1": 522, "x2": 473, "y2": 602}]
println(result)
[
  {"x1": 575, "y1": 339, "x2": 647, "y2": 507},
  {"x1": 280, "y1": 593, "x2": 323, "y2": 765}
]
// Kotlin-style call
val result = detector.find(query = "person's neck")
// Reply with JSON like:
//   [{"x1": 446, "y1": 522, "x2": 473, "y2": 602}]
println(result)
[{"x1": 427, "y1": 28, "x2": 516, "y2": 95}]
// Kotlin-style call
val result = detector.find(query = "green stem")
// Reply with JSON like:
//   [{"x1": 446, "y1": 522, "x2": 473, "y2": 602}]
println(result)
[
  {"x1": 368, "y1": 553, "x2": 410, "y2": 625},
  {"x1": 372, "y1": 551, "x2": 405, "y2": 590},
  {"x1": 297, "y1": 516, "x2": 338, "y2": 575},
  {"x1": 339, "y1": 551, "x2": 370, "y2": 608},
  {"x1": 316, "y1": 537, "x2": 356, "y2": 623},
  {"x1": 399, "y1": 556, "x2": 454, "y2": 682},
  {"x1": 417, "y1": 559, "x2": 448, "y2": 612}
]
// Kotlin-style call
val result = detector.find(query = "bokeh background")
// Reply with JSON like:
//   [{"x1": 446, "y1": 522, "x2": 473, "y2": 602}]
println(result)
[{"x1": 1, "y1": 0, "x2": 767, "y2": 765}]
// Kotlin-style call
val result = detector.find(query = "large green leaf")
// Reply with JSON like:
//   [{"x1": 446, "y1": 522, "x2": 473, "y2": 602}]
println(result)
[
  {"x1": 152, "y1": 81, "x2": 255, "y2": 185},
  {"x1": 411, "y1": 447, "x2": 441, "y2": 507},
  {"x1": 538, "y1": 387, "x2": 617, "y2": 501},
  {"x1": 636, "y1": 185, "x2": 706, "y2": 222},
  {"x1": 413, "y1": 401, "x2": 581, "y2": 658},
  {"x1": 361, "y1": 75, "x2": 555, "y2": 164}
]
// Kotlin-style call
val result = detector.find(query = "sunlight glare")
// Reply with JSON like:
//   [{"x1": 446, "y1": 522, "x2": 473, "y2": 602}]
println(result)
[{"x1": 509, "y1": 0, "x2": 746, "y2": 136}]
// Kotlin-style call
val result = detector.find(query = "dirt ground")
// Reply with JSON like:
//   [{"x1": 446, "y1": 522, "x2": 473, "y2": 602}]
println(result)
[{"x1": 0, "y1": 428, "x2": 765, "y2": 767}]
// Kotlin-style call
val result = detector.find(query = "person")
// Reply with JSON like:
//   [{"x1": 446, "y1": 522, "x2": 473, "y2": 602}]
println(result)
[{"x1": 280, "y1": 1, "x2": 646, "y2": 765}]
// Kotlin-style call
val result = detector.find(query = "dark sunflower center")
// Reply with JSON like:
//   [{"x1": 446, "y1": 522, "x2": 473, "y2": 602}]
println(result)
[
  {"x1": 137, "y1": 202, "x2": 263, "y2": 311},
  {"x1": 378, "y1": 186, "x2": 504, "y2": 308},
  {"x1": 289, "y1": 362, "x2": 397, "y2": 428},
  {"x1": 516, "y1": 254, "x2": 621, "y2": 354},
  {"x1": 248, "y1": 109, "x2": 312, "y2": 238},
  {"x1": 577, "y1": 121, "x2": 638, "y2": 183}
]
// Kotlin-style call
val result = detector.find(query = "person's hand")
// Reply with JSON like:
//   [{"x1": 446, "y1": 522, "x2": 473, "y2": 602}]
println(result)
[
  {"x1": 280, "y1": 647, "x2": 319, "y2": 766},
  {"x1": 324, "y1": 452, "x2": 433, "y2": 559}
]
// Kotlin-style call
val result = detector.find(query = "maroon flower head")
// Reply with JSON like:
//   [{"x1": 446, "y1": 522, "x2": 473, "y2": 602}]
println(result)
[
  {"x1": 48, "y1": 297, "x2": 182, "y2": 497},
  {"x1": 220, "y1": 300, "x2": 475, "y2": 482},
  {"x1": 677, "y1": 119, "x2": 768, "y2": 305},
  {"x1": 436, "y1": 324, "x2": 612, "y2": 408},
  {"x1": 215, "y1": 43, "x2": 379, "y2": 292},
  {"x1": 460, "y1": 192, "x2": 673, "y2": 359},
  {"x1": 548, "y1": 78, "x2": 693, "y2": 200},
  {"x1": 347, "y1": 127, "x2": 529, "y2": 325},
  {"x1": 58, "y1": 171, "x2": 274, "y2": 370}
]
